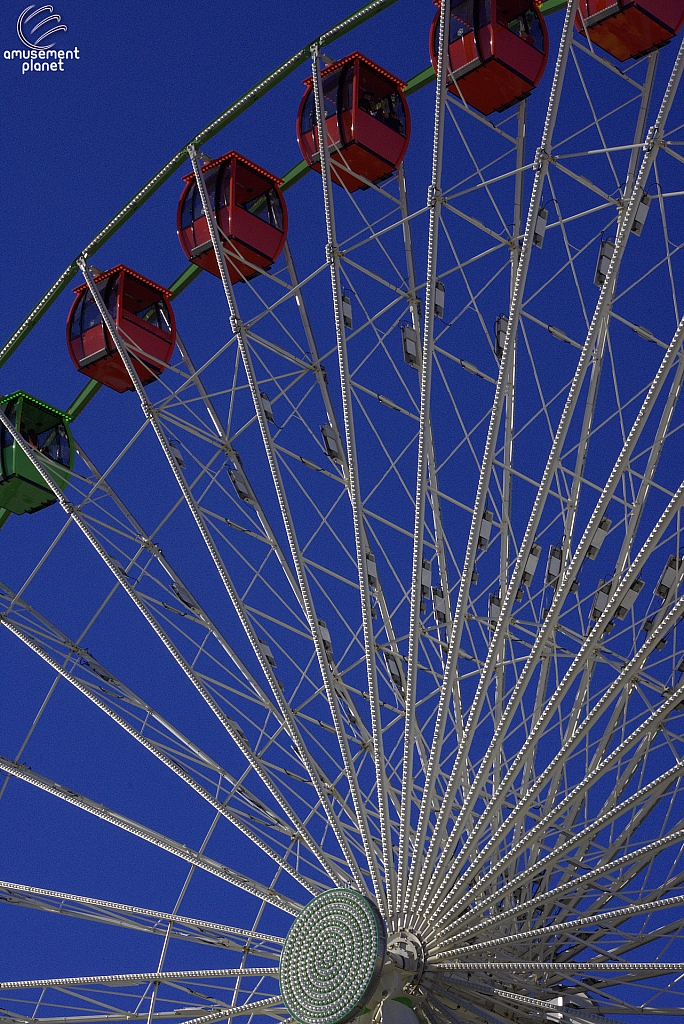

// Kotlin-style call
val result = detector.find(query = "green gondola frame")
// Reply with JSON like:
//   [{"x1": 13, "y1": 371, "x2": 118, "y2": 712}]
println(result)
[{"x1": 0, "y1": 391, "x2": 74, "y2": 515}]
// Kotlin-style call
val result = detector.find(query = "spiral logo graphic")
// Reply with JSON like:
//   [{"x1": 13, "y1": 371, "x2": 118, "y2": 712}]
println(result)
[
  {"x1": 280, "y1": 889, "x2": 387, "y2": 1024},
  {"x1": 17, "y1": 5, "x2": 67, "y2": 48}
]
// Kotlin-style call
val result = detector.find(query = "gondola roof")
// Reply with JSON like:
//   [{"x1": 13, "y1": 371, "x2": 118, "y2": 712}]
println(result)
[
  {"x1": 301, "y1": 51, "x2": 407, "y2": 89},
  {"x1": 0, "y1": 390, "x2": 72, "y2": 421},
  {"x1": 181, "y1": 150, "x2": 284, "y2": 186},
  {"x1": 72, "y1": 265, "x2": 173, "y2": 298}
]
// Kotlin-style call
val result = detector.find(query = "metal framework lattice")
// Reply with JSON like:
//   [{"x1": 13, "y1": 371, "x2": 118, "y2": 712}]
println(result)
[{"x1": 2, "y1": 0, "x2": 684, "y2": 1021}]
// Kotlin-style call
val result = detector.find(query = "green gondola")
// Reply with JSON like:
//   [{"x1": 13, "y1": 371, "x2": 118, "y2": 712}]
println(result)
[{"x1": 0, "y1": 391, "x2": 73, "y2": 515}]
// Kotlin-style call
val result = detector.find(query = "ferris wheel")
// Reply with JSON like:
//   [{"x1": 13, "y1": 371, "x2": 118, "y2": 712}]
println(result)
[{"x1": 2, "y1": 0, "x2": 684, "y2": 1021}]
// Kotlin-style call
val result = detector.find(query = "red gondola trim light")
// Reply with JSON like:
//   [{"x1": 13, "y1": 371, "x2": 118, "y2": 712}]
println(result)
[
  {"x1": 181, "y1": 152, "x2": 283, "y2": 188},
  {"x1": 300, "y1": 52, "x2": 407, "y2": 90},
  {"x1": 66, "y1": 264, "x2": 177, "y2": 394},
  {"x1": 71, "y1": 265, "x2": 173, "y2": 298}
]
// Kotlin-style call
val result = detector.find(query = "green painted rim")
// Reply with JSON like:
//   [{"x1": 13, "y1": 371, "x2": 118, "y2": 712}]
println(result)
[{"x1": 280, "y1": 889, "x2": 387, "y2": 1024}]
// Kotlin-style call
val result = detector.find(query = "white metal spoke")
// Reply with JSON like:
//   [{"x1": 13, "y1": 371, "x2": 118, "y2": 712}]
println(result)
[
  {"x1": 0, "y1": 756, "x2": 299, "y2": 915},
  {"x1": 0, "y1": 881, "x2": 282, "y2": 954}
]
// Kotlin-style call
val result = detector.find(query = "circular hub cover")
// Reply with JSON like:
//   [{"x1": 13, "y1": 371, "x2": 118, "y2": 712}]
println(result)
[{"x1": 280, "y1": 888, "x2": 387, "y2": 1024}]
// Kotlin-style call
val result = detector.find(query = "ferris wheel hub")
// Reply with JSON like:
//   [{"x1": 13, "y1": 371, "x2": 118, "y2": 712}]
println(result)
[
  {"x1": 279, "y1": 888, "x2": 387, "y2": 1024},
  {"x1": 386, "y1": 929, "x2": 426, "y2": 983}
]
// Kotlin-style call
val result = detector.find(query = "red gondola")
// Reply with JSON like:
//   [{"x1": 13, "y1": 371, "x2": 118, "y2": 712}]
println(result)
[
  {"x1": 429, "y1": 0, "x2": 549, "y2": 116},
  {"x1": 296, "y1": 53, "x2": 411, "y2": 192},
  {"x1": 576, "y1": 1, "x2": 684, "y2": 62},
  {"x1": 177, "y1": 152, "x2": 287, "y2": 283},
  {"x1": 66, "y1": 265, "x2": 176, "y2": 393}
]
